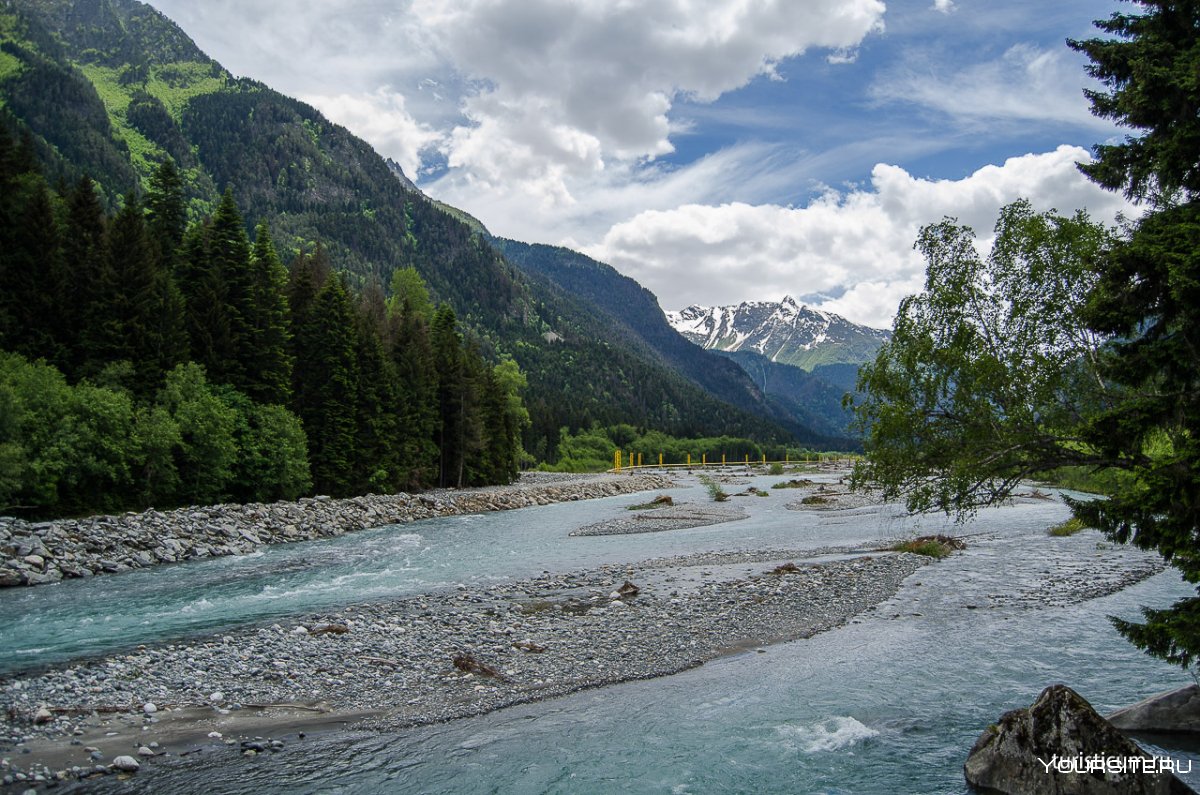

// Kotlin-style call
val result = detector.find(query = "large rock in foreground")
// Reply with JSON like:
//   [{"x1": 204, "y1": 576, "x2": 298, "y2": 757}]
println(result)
[
  {"x1": 964, "y1": 684, "x2": 1191, "y2": 794},
  {"x1": 1109, "y1": 685, "x2": 1200, "y2": 734}
]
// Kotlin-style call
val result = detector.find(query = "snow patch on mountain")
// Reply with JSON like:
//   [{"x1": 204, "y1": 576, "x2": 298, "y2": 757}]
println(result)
[{"x1": 665, "y1": 296, "x2": 889, "y2": 370}]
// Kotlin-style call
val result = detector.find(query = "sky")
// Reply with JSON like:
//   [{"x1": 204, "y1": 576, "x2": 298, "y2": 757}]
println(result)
[{"x1": 146, "y1": 0, "x2": 1136, "y2": 329}]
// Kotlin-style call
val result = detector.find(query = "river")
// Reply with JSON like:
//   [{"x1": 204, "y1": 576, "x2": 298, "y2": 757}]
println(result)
[{"x1": 2, "y1": 472, "x2": 1194, "y2": 793}]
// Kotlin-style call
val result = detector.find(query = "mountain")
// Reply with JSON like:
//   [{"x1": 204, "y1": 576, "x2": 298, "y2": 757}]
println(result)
[
  {"x1": 667, "y1": 297, "x2": 890, "y2": 371},
  {"x1": 497, "y1": 240, "x2": 856, "y2": 445},
  {"x1": 0, "y1": 0, "x2": 805, "y2": 457}
]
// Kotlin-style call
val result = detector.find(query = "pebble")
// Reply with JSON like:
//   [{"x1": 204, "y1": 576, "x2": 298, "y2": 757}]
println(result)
[{"x1": 0, "y1": 474, "x2": 672, "y2": 589}]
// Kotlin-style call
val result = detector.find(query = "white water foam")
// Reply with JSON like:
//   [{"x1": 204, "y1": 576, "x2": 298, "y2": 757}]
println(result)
[{"x1": 776, "y1": 716, "x2": 879, "y2": 753}]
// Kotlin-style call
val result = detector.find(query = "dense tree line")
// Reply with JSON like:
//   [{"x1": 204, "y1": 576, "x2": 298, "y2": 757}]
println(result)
[{"x1": 0, "y1": 131, "x2": 527, "y2": 517}]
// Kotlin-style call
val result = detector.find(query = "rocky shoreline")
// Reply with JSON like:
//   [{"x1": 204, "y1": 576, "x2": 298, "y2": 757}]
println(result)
[
  {"x1": 0, "y1": 473, "x2": 673, "y2": 589},
  {"x1": 0, "y1": 546, "x2": 927, "y2": 788}
]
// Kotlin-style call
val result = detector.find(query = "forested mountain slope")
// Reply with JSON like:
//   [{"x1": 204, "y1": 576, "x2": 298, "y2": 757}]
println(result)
[{"x1": 0, "y1": 0, "x2": 804, "y2": 459}]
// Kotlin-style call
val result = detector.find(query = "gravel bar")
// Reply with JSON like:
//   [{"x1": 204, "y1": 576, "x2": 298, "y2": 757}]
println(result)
[{"x1": 0, "y1": 549, "x2": 927, "y2": 787}]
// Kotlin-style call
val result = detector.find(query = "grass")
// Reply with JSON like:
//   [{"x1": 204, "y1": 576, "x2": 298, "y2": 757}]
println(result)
[
  {"x1": 800, "y1": 495, "x2": 831, "y2": 505},
  {"x1": 771, "y1": 479, "x2": 815, "y2": 490},
  {"x1": 1048, "y1": 518, "x2": 1090, "y2": 537},
  {"x1": 768, "y1": 462, "x2": 785, "y2": 476},
  {"x1": 888, "y1": 535, "x2": 967, "y2": 559},
  {"x1": 698, "y1": 474, "x2": 729, "y2": 502}
]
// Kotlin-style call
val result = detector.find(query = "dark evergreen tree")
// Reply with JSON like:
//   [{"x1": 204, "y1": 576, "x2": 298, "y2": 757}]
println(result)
[
  {"x1": 177, "y1": 220, "x2": 232, "y2": 378},
  {"x1": 431, "y1": 304, "x2": 471, "y2": 487},
  {"x1": 61, "y1": 175, "x2": 108, "y2": 376},
  {"x1": 351, "y1": 286, "x2": 401, "y2": 493},
  {"x1": 388, "y1": 287, "x2": 439, "y2": 490},
  {"x1": 205, "y1": 187, "x2": 253, "y2": 388},
  {"x1": 84, "y1": 193, "x2": 166, "y2": 394},
  {"x1": 246, "y1": 222, "x2": 293, "y2": 405},
  {"x1": 145, "y1": 158, "x2": 186, "y2": 260},
  {"x1": 0, "y1": 178, "x2": 66, "y2": 367},
  {"x1": 294, "y1": 276, "x2": 358, "y2": 496}
]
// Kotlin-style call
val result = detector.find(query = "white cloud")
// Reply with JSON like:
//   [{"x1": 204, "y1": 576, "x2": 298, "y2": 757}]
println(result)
[
  {"x1": 301, "y1": 88, "x2": 441, "y2": 178},
  {"x1": 584, "y1": 146, "x2": 1133, "y2": 329},
  {"x1": 931, "y1": 0, "x2": 956, "y2": 14},
  {"x1": 873, "y1": 43, "x2": 1109, "y2": 129},
  {"x1": 412, "y1": 0, "x2": 887, "y2": 203}
]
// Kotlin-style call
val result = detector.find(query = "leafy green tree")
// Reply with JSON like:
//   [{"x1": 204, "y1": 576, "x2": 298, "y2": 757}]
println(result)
[
  {"x1": 856, "y1": 0, "x2": 1200, "y2": 668},
  {"x1": 155, "y1": 362, "x2": 238, "y2": 505},
  {"x1": 0, "y1": 352, "x2": 139, "y2": 516},
  {"x1": 852, "y1": 201, "x2": 1114, "y2": 514},
  {"x1": 219, "y1": 388, "x2": 311, "y2": 503}
]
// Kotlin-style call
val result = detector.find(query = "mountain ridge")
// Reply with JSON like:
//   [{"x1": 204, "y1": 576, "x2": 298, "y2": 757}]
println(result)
[{"x1": 667, "y1": 296, "x2": 889, "y2": 371}]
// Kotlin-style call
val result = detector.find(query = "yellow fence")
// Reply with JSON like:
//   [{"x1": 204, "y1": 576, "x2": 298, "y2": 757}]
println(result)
[{"x1": 609, "y1": 450, "x2": 858, "y2": 473}]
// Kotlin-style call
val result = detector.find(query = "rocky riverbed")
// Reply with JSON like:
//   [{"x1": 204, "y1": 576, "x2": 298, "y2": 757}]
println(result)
[
  {"x1": 0, "y1": 473, "x2": 673, "y2": 589},
  {"x1": 0, "y1": 546, "x2": 927, "y2": 788}
]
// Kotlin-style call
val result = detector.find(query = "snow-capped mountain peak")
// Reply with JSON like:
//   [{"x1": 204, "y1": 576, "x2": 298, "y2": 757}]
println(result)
[{"x1": 665, "y1": 297, "x2": 889, "y2": 370}]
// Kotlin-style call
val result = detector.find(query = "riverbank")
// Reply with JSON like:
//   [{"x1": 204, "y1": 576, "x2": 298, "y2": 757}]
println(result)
[
  {"x1": 0, "y1": 545, "x2": 927, "y2": 787},
  {"x1": 0, "y1": 473, "x2": 673, "y2": 589}
]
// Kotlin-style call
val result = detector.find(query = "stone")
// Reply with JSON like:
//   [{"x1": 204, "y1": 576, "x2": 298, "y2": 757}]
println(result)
[
  {"x1": 209, "y1": 691, "x2": 225, "y2": 703},
  {"x1": 136, "y1": 746, "x2": 155, "y2": 757},
  {"x1": 32, "y1": 707, "x2": 53, "y2": 725},
  {"x1": 1108, "y1": 685, "x2": 1200, "y2": 734},
  {"x1": 22, "y1": 555, "x2": 44, "y2": 569},
  {"x1": 142, "y1": 702, "x2": 157, "y2": 715},
  {"x1": 964, "y1": 684, "x2": 1190, "y2": 794},
  {"x1": 110, "y1": 756, "x2": 140, "y2": 772}
]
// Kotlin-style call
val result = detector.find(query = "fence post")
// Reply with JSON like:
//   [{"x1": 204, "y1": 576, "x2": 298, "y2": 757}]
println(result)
[{"x1": 614, "y1": 449, "x2": 621, "y2": 472}]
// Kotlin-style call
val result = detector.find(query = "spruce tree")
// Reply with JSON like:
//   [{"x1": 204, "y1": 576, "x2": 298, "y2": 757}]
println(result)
[
  {"x1": 431, "y1": 304, "x2": 467, "y2": 487},
  {"x1": 145, "y1": 158, "x2": 186, "y2": 261},
  {"x1": 0, "y1": 179, "x2": 65, "y2": 367},
  {"x1": 247, "y1": 222, "x2": 293, "y2": 405},
  {"x1": 388, "y1": 289, "x2": 439, "y2": 490},
  {"x1": 352, "y1": 288, "x2": 401, "y2": 494},
  {"x1": 295, "y1": 276, "x2": 359, "y2": 497},
  {"x1": 85, "y1": 194, "x2": 165, "y2": 395},
  {"x1": 205, "y1": 188, "x2": 254, "y2": 388},
  {"x1": 61, "y1": 176, "x2": 108, "y2": 377},
  {"x1": 177, "y1": 221, "x2": 233, "y2": 379}
]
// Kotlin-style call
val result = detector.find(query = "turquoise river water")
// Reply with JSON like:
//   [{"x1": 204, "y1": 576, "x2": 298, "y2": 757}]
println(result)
[{"x1": 1, "y1": 473, "x2": 1195, "y2": 793}]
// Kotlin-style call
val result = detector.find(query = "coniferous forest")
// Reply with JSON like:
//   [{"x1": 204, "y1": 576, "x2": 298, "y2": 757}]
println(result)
[{"x1": 0, "y1": 121, "x2": 528, "y2": 519}]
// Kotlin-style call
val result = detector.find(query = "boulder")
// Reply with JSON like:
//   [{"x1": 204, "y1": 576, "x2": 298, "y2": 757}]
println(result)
[
  {"x1": 964, "y1": 684, "x2": 1191, "y2": 794},
  {"x1": 1109, "y1": 685, "x2": 1200, "y2": 734}
]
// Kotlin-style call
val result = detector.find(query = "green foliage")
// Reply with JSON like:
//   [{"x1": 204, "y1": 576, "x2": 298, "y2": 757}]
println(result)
[
  {"x1": 851, "y1": 201, "x2": 1114, "y2": 516},
  {"x1": 768, "y1": 462, "x2": 785, "y2": 476},
  {"x1": 698, "y1": 474, "x2": 729, "y2": 502},
  {"x1": 1069, "y1": 1, "x2": 1200, "y2": 203},
  {"x1": 155, "y1": 362, "x2": 237, "y2": 505},
  {"x1": 294, "y1": 276, "x2": 358, "y2": 497},
  {"x1": 856, "y1": 2, "x2": 1200, "y2": 669},
  {"x1": 0, "y1": 351, "x2": 137, "y2": 515},
  {"x1": 1048, "y1": 518, "x2": 1089, "y2": 537},
  {"x1": 889, "y1": 539, "x2": 951, "y2": 559}
]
